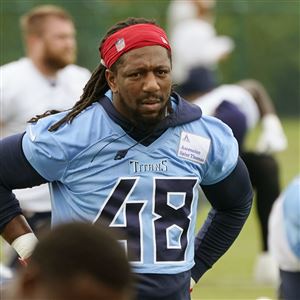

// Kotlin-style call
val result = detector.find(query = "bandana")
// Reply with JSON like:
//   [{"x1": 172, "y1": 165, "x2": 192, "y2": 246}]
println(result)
[{"x1": 100, "y1": 23, "x2": 171, "y2": 69}]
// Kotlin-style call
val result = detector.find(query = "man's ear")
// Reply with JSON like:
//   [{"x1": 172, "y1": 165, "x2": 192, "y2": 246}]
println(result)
[
  {"x1": 105, "y1": 69, "x2": 118, "y2": 93},
  {"x1": 26, "y1": 34, "x2": 43, "y2": 54}
]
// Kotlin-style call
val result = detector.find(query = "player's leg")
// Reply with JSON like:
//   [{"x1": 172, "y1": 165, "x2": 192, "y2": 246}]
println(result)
[
  {"x1": 242, "y1": 152, "x2": 280, "y2": 251},
  {"x1": 241, "y1": 151, "x2": 280, "y2": 284}
]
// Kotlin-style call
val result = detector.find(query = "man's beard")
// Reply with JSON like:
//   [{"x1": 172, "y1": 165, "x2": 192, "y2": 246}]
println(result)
[
  {"x1": 115, "y1": 88, "x2": 172, "y2": 129},
  {"x1": 43, "y1": 49, "x2": 76, "y2": 71},
  {"x1": 136, "y1": 109, "x2": 165, "y2": 126},
  {"x1": 131, "y1": 101, "x2": 170, "y2": 130}
]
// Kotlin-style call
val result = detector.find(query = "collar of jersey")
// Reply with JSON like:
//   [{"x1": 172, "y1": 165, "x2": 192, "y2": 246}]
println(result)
[{"x1": 99, "y1": 90, "x2": 202, "y2": 145}]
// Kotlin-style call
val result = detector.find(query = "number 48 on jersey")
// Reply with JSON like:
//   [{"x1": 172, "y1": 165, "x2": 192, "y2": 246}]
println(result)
[{"x1": 96, "y1": 177, "x2": 198, "y2": 263}]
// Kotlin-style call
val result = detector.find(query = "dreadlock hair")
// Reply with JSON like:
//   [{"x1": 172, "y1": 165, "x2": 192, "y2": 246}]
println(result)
[{"x1": 28, "y1": 17, "x2": 157, "y2": 132}]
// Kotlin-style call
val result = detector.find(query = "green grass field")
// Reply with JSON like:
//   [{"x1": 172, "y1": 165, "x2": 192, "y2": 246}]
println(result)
[{"x1": 192, "y1": 117, "x2": 299, "y2": 300}]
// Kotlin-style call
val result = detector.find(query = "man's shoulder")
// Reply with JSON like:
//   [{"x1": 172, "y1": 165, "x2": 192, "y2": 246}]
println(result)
[
  {"x1": 1, "y1": 57, "x2": 31, "y2": 73},
  {"x1": 1, "y1": 58, "x2": 36, "y2": 91},
  {"x1": 31, "y1": 102, "x2": 105, "y2": 135},
  {"x1": 59, "y1": 64, "x2": 91, "y2": 79},
  {"x1": 24, "y1": 102, "x2": 112, "y2": 160},
  {"x1": 196, "y1": 114, "x2": 236, "y2": 142}
]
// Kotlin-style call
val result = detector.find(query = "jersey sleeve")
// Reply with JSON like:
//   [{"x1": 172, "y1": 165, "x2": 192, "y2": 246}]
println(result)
[
  {"x1": 201, "y1": 115, "x2": 239, "y2": 185},
  {"x1": 22, "y1": 121, "x2": 68, "y2": 182}
]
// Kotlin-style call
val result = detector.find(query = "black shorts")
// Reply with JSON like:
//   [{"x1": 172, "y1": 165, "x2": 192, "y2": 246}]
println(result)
[{"x1": 135, "y1": 270, "x2": 191, "y2": 300}]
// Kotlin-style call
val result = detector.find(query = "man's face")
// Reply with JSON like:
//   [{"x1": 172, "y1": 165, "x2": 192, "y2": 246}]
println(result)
[
  {"x1": 106, "y1": 46, "x2": 172, "y2": 126},
  {"x1": 39, "y1": 17, "x2": 76, "y2": 69}
]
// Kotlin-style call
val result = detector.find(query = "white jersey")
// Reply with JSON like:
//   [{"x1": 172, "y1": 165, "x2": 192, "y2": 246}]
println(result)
[
  {"x1": 0, "y1": 57, "x2": 91, "y2": 212},
  {"x1": 268, "y1": 176, "x2": 300, "y2": 271},
  {"x1": 193, "y1": 84, "x2": 260, "y2": 130},
  {"x1": 170, "y1": 20, "x2": 234, "y2": 84}
]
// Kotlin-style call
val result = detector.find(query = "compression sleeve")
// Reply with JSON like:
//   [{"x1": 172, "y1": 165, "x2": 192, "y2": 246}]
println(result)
[
  {"x1": 191, "y1": 157, "x2": 253, "y2": 282},
  {"x1": 0, "y1": 134, "x2": 47, "y2": 232}
]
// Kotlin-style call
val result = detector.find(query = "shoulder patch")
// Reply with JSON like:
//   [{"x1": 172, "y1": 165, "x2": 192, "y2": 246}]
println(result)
[{"x1": 177, "y1": 131, "x2": 211, "y2": 164}]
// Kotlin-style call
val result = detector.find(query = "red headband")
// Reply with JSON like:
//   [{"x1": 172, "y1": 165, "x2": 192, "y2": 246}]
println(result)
[{"x1": 100, "y1": 23, "x2": 171, "y2": 69}]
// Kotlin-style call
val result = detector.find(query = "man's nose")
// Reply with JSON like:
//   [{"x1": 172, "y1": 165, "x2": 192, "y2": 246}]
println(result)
[{"x1": 143, "y1": 72, "x2": 159, "y2": 92}]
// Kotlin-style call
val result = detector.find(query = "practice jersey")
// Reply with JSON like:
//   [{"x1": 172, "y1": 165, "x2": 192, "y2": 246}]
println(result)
[
  {"x1": 193, "y1": 84, "x2": 260, "y2": 130},
  {"x1": 268, "y1": 176, "x2": 300, "y2": 271},
  {"x1": 0, "y1": 57, "x2": 91, "y2": 212},
  {"x1": 22, "y1": 96, "x2": 238, "y2": 274}
]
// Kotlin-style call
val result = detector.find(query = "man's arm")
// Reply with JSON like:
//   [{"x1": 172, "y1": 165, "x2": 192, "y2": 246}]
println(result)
[
  {"x1": 192, "y1": 157, "x2": 253, "y2": 282},
  {"x1": 0, "y1": 133, "x2": 47, "y2": 257},
  {"x1": 1, "y1": 215, "x2": 32, "y2": 244}
]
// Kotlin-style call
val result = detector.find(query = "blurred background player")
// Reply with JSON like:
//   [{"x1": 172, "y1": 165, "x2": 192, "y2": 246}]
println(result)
[
  {"x1": 0, "y1": 5, "x2": 91, "y2": 270},
  {"x1": 167, "y1": 0, "x2": 287, "y2": 285},
  {"x1": 167, "y1": 0, "x2": 234, "y2": 85},
  {"x1": 4, "y1": 222, "x2": 133, "y2": 300},
  {"x1": 167, "y1": 0, "x2": 218, "y2": 35},
  {"x1": 268, "y1": 175, "x2": 300, "y2": 300}
]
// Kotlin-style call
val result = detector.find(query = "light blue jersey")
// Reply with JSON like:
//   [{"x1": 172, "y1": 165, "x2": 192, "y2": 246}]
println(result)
[
  {"x1": 22, "y1": 95, "x2": 238, "y2": 274},
  {"x1": 283, "y1": 176, "x2": 300, "y2": 259}
]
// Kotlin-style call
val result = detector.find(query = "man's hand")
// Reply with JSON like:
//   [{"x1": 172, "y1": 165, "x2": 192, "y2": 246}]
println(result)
[{"x1": 18, "y1": 257, "x2": 29, "y2": 267}]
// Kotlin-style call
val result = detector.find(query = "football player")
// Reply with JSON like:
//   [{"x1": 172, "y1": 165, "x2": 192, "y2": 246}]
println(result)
[{"x1": 0, "y1": 17, "x2": 253, "y2": 299}]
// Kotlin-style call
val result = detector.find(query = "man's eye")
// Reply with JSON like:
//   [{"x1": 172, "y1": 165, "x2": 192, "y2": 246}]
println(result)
[
  {"x1": 157, "y1": 70, "x2": 168, "y2": 76},
  {"x1": 129, "y1": 73, "x2": 141, "y2": 78}
]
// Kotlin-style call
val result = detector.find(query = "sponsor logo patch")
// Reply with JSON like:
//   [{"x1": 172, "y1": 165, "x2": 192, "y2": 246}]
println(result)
[{"x1": 177, "y1": 131, "x2": 210, "y2": 164}]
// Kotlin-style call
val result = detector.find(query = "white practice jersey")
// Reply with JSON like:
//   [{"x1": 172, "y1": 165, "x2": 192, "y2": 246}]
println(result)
[
  {"x1": 0, "y1": 57, "x2": 91, "y2": 212},
  {"x1": 268, "y1": 176, "x2": 300, "y2": 271},
  {"x1": 193, "y1": 84, "x2": 260, "y2": 130}
]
